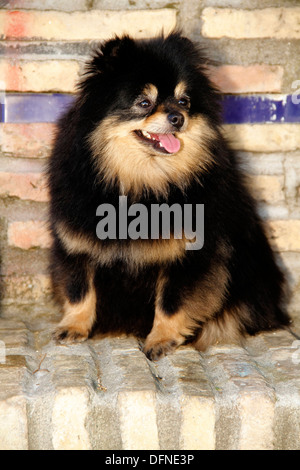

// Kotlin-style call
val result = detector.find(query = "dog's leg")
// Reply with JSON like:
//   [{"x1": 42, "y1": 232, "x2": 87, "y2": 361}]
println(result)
[
  {"x1": 54, "y1": 282, "x2": 96, "y2": 343},
  {"x1": 143, "y1": 268, "x2": 197, "y2": 361},
  {"x1": 51, "y1": 245, "x2": 97, "y2": 343},
  {"x1": 143, "y1": 307, "x2": 195, "y2": 361},
  {"x1": 143, "y1": 261, "x2": 230, "y2": 361}
]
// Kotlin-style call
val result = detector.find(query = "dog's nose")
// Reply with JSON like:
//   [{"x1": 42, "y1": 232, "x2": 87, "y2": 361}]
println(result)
[{"x1": 168, "y1": 111, "x2": 184, "y2": 130}]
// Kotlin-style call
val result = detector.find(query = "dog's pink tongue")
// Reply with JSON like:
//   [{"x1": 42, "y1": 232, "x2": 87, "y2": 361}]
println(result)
[{"x1": 157, "y1": 133, "x2": 181, "y2": 153}]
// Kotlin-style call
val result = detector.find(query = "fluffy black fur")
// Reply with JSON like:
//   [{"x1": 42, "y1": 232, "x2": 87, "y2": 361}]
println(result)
[{"x1": 47, "y1": 33, "x2": 290, "y2": 360}]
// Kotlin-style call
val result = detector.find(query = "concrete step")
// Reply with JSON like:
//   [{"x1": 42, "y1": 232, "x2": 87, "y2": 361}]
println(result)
[{"x1": 0, "y1": 318, "x2": 300, "y2": 450}]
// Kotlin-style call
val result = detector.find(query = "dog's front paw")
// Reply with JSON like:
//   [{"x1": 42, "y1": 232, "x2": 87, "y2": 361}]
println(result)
[
  {"x1": 143, "y1": 338, "x2": 178, "y2": 361},
  {"x1": 53, "y1": 325, "x2": 89, "y2": 344}
]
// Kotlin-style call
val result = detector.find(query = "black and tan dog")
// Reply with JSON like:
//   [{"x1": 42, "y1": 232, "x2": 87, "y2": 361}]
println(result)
[{"x1": 47, "y1": 33, "x2": 290, "y2": 360}]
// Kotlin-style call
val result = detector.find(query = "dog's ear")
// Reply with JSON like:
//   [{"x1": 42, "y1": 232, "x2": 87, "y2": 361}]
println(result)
[
  {"x1": 90, "y1": 35, "x2": 136, "y2": 74},
  {"x1": 101, "y1": 35, "x2": 134, "y2": 59},
  {"x1": 78, "y1": 36, "x2": 136, "y2": 93}
]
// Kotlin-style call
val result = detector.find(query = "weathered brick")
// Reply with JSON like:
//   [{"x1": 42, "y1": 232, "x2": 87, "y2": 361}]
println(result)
[
  {"x1": 0, "y1": 320, "x2": 30, "y2": 353},
  {"x1": 180, "y1": 396, "x2": 215, "y2": 450},
  {"x1": 280, "y1": 252, "x2": 300, "y2": 289},
  {"x1": 208, "y1": 64, "x2": 284, "y2": 93},
  {"x1": 168, "y1": 349, "x2": 216, "y2": 450},
  {"x1": 239, "y1": 393, "x2": 275, "y2": 450},
  {"x1": 94, "y1": 337, "x2": 160, "y2": 450},
  {"x1": 0, "y1": 123, "x2": 55, "y2": 159},
  {"x1": 0, "y1": 395, "x2": 28, "y2": 450},
  {"x1": 1, "y1": 247, "x2": 49, "y2": 276},
  {"x1": 52, "y1": 387, "x2": 91, "y2": 450},
  {"x1": 223, "y1": 124, "x2": 300, "y2": 152},
  {"x1": 202, "y1": 7, "x2": 300, "y2": 39},
  {"x1": 1, "y1": 0, "x2": 93, "y2": 11},
  {"x1": 249, "y1": 175, "x2": 285, "y2": 204},
  {"x1": 1, "y1": 274, "x2": 51, "y2": 304},
  {"x1": 0, "y1": 172, "x2": 48, "y2": 201},
  {"x1": 0, "y1": 59, "x2": 79, "y2": 93},
  {"x1": 0, "y1": 9, "x2": 177, "y2": 41},
  {"x1": 206, "y1": 346, "x2": 277, "y2": 450},
  {"x1": 0, "y1": 356, "x2": 29, "y2": 450},
  {"x1": 243, "y1": 153, "x2": 284, "y2": 176},
  {"x1": 0, "y1": 322, "x2": 300, "y2": 450},
  {"x1": 283, "y1": 153, "x2": 300, "y2": 213},
  {"x1": 0, "y1": 0, "x2": 172, "y2": 10},
  {"x1": 8, "y1": 220, "x2": 51, "y2": 249},
  {"x1": 267, "y1": 220, "x2": 300, "y2": 252},
  {"x1": 118, "y1": 390, "x2": 160, "y2": 450},
  {"x1": 279, "y1": 252, "x2": 300, "y2": 314}
]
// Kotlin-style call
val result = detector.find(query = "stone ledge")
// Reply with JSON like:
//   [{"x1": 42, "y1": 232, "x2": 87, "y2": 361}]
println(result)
[{"x1": 0, "y1": 318, "x2": 300, "y2": 450}]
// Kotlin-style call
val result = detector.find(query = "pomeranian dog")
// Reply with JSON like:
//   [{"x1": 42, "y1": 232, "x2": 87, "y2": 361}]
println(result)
[{"x1": 47, "y1": 32, "x2": 290, "y2": 360}]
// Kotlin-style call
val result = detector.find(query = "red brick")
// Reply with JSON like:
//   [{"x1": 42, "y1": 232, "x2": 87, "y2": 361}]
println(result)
[
  {"x1": 0, "y1": 60, "x2": 79, "y2": 93},
  {"x1": 3, "y1": 10, "x2": 30, "y2": 39},
  {"x1": 7, "y1": 221, "x2": 51, "y2": 250},
  {"x1": 0, "y1": 9, "x2": 177, "y2": 41},
  {"x1": 208, "y1": 64, "x2": 284, "y2": 93},
  {"x1": 0, "y1": 123, "x2": 56, "y2": 158},
  {"x1": 0, "y1": 172, "x2": 49, "y2": 201}
]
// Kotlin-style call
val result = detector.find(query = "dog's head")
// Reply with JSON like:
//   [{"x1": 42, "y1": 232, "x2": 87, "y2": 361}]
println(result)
[{"x1": 81, "y1": 33, "x2": 221, "y2": 196}]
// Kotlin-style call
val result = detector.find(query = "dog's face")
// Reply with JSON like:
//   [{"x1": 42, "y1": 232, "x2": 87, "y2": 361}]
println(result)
[
  {"x1": 120, "y1": 81, "x2": 189, "y2": 155},
  {"x1": 82, "y1": 34, "x2": 220, "y2": 196}
]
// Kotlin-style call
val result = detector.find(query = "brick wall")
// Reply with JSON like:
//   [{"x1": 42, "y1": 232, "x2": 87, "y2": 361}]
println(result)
[{"x1": 0, "y1": 1, "x2": 299, "y2": 324}]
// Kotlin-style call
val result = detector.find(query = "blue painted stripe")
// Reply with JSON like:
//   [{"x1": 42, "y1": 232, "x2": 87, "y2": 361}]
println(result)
[
  {"x1": 0, "y1": 102, "x2": 4, "y2": 122},
  {"x1": 222, "y1": 95, "x2": 300, "y2": 124},
  {"x1": 1, "y1": 93, "x2": 300, "y2": 124},
  {"x1": 3, "y1": 93, "x2": 74, "y2": 123}
]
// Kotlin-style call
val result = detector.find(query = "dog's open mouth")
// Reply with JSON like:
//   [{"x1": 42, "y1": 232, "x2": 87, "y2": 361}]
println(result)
[{"x1": 134, "y1": 130, "x2": 181, "y2": 154}]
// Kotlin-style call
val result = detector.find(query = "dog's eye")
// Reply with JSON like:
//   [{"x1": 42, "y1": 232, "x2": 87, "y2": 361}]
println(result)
[
  {"x1": 178, "y1": 97, "x2": 190, "y2": 108},
  {"x1": 139, "y1": 99, "x2": 152, "y2": 109}
]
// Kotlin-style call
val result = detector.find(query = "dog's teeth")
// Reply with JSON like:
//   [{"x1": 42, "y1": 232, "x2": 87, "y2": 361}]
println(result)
[
  {"x1": 158, "y1": 142, "x2": 163, "y2": 147},
  {"x1": 142, "y1": 131, "x2": 151, "y2": 139}
]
